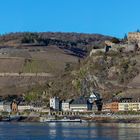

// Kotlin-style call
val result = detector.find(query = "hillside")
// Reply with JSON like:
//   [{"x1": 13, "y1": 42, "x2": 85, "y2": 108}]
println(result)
[
  {"x1": 0, "y1": 32, "x2": 139, "y2": 102},
  {"x1": 0, "y1": 32, "x2": 113, "y2": 96},
  {"x1": 0, "y1": 32, "x2": 112, "y2": 52},
  {"x1": 0, "y1": 45, "x2": 80, "y2": 73},
  {"x1": 33, "y1": 43, "x2": 140, "y2": 102},
  {"x1": 0, "y1": 45, "x2": 80, "y2": 95}
]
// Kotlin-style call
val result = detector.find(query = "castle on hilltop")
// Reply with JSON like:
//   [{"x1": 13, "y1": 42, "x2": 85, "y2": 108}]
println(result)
[
  {"x1": 128, "y1": 32, "x2": 140, "y2": 43},
  {"x1": 90, "y1": 32, "x2": 140, "y2": 56}
]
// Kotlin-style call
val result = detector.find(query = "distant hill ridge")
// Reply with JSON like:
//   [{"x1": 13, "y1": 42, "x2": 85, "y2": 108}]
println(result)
[{"x1": 0, "y1": 32, "x2": 113, "y2": 52}]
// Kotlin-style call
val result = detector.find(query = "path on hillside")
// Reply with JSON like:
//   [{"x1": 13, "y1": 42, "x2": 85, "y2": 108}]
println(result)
[{"x1": 0, "y1": 73, "x2": 53, "y2": 77}]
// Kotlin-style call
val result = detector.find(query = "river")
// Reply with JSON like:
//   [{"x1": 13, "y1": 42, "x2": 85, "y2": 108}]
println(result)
[{"x1": 0, "y1": 122, "x2": 139, "y2": 140}]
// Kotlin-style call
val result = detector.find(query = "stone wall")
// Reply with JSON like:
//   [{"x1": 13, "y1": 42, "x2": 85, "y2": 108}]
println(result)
[{"x1": 128, "y1": 32, "x2": 140, "y2": 43}]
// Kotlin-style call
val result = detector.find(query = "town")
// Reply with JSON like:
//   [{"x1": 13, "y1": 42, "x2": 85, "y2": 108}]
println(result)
[
  {"x1": 0, "y1": 31, "x2": 139, "y2": 122},
  {"x1": 0, "y1": 32, "x2": 140, "y2": 121},
  {"x1": 0, "y1": 91, "x2": 140, "y2": 122},
  {"x1": 1, "y1": 0, "x2": 140, "y2": 139}
]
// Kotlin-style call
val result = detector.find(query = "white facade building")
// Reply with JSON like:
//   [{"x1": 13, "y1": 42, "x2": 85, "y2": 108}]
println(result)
[
  {"x1": 18, "y1": 101, "x2": 34, "y2": 112},
  {"x1": 31, "y1": 106, "x2": 43, "y2": 112},
  {"x1": 18, "y1": 105, "x2": 31, "y2": 112},
  {"x1": 3, "y1": 102, "x2": 12, "y2": 112},
  {"x1": 62, "y1": 99, "x2": 73, "y2": 111},
  {"x1": 70, "y1": 104, "x2": 87, "y2": 112},
  {"x1": 69, "y1": 98, "x2": 88, "y2": 112},
  {"x1": 50, "y1": 97, "x2": 60, "y2": 110},
  {"x1": 0, "y1": 102, "x2": 4, "y2": 111},
  {"x1": 118, "y1": 102, "x2": 140, "y2": 111}
]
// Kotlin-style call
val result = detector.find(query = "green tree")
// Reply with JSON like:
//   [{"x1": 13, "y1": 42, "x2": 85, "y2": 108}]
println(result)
[
  {"x1": 136, "y1": 29, "x2": 140, "y2": 32},
  {"x1": 123, "y1": 34, "x2": 128, "y2": 41},
  {"x1": 111, "y1": 37, "x2": 120, "y2": 44}
]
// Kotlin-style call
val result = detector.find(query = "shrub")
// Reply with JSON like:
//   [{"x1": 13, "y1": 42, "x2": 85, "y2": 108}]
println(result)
[{"x1": 111, "y1": 37, "x2": 120, "y2": 44}]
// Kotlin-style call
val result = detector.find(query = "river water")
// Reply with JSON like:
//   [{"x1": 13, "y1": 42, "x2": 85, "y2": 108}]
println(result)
[{"x1": 0, "y1": 122, "x2": 139, "y2": 140}]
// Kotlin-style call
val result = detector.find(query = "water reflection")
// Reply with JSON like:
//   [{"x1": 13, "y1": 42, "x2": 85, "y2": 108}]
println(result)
[
  {"x1": 0, "y1": 122, "x2": 139, "y2": 140},
  {"x1": 117, "y1": 123, "x2": 140, "y2": 140}
]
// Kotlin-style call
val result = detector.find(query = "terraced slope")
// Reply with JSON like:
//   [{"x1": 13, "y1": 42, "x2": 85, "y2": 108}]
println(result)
[{"x1": 0, "y1": 45, "x2": 79, "y2": 95}]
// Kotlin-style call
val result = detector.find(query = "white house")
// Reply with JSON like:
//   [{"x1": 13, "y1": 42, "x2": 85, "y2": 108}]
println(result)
[
  {"x1": 62, "y1": 99, "x2": 73, "y2": 111},
  {"x1": 50, "y1": 97, "x2": 60, "y2": 111},
  {"x1": 118, "y1": 101, "x2": 140, "y2": 111},
  {"x1": 18, "y1": 102, "x2": 31, "y2": 112},
  {"x1": 3, "y1": 102, "x2": 12, "y2": 112},
  {"x1": 0, "y1": 101, "x2": 4, "y2": 111},
  {"x1": 70, "y1": 98, "x2": 88, "y2": 112}
]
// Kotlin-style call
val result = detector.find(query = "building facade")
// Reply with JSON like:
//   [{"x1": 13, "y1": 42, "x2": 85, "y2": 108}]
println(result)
[
  {"x1": 18, "y1": 102, "x2": 31, "y2": 112},
  {"x1": 69, "y1": 97, "x2": 93, "y2": 112},
  {"x1": 50, "y1": 97, "x2": 60, "y2": 111},
  {"x1": 103, "y1": 101, "x2": 119, "y2": 112},
  {"x1": 11, "y1": 101, "x2": 18, "y2": 113},
  {"x1": 118, "y1": 101, "x2": 140, "y2": 111},
  {"x1": 0, "y1": 102, "x2": 4, "y2": 111},
  {"x1": 3, "y1": 102, "x2": 12, "y2": 112},
  {"x1": 128, "y1": 32, "x2": 140, "y2": 43},
  {"x1": 62, "y1": 99, "x2": 73, "y2": 111},
  {"x1": 70, "y1": 103, "x2": 87, "y2": 112}
]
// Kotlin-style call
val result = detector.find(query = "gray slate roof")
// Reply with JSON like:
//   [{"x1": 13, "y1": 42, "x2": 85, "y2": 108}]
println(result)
[
  {"x1": 63, "y1": 99, "x2": 73, "y2": 103},
  {"x1": 71, "y1": 97, "x2": 88, "y2": 105}
]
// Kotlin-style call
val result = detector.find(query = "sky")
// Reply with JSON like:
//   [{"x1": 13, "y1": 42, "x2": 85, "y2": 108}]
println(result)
[{"x1": 0, "y1": 0, "x2": 140, "y2": 38}]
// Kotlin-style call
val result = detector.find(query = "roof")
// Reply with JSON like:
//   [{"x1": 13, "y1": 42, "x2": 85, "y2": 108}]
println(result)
[
  {"x1": 119, "y1": 99, "x2": 140, "y2": 103},
  {"x1": 31, "y1": 102, "x2": 45, "y2": 107},
  {"x1": 3, "y1": 101, "x2": 12, "y2": 105},
  {"x1": 0, "y1": 101, "x2": 4, "y2": 105},
  {"x1": 71, "y1": 97, "x2": 88, "y2": 105},
  {"x1": 92, "y1": 91, "x2": 101, "y2": 100},
  {"x1": 63, "y1": 99, "x2": 73, "y2": 103},
  {"x1": 18, "y1": 102, "x2": 29, "y2": 106},
  {"x1": 119, "y1": 97, "x2": 133, "y2": 102},
  {"x1": 50, "y1": 97, "x2": 59, "y2": 99}
]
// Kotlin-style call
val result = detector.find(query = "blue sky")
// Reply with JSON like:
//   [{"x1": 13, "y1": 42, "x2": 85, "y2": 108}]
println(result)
[{"x1": 0, "y1": 0, "x2": 140, "y2": 37}]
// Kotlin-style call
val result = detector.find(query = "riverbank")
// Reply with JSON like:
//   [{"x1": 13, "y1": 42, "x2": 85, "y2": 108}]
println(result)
[
  {"x1": 82, "y1": 117, "x2": 140, "y2": 123},
  {"x1": 81, "y1": 114, "x2": 140, "y2": 123},
  {"x1": 1, "y1": 115, "x2": 140, "y2": 123},
  {"x1": 0, "y1": 116, "x2": 40, "y2": 122}
]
